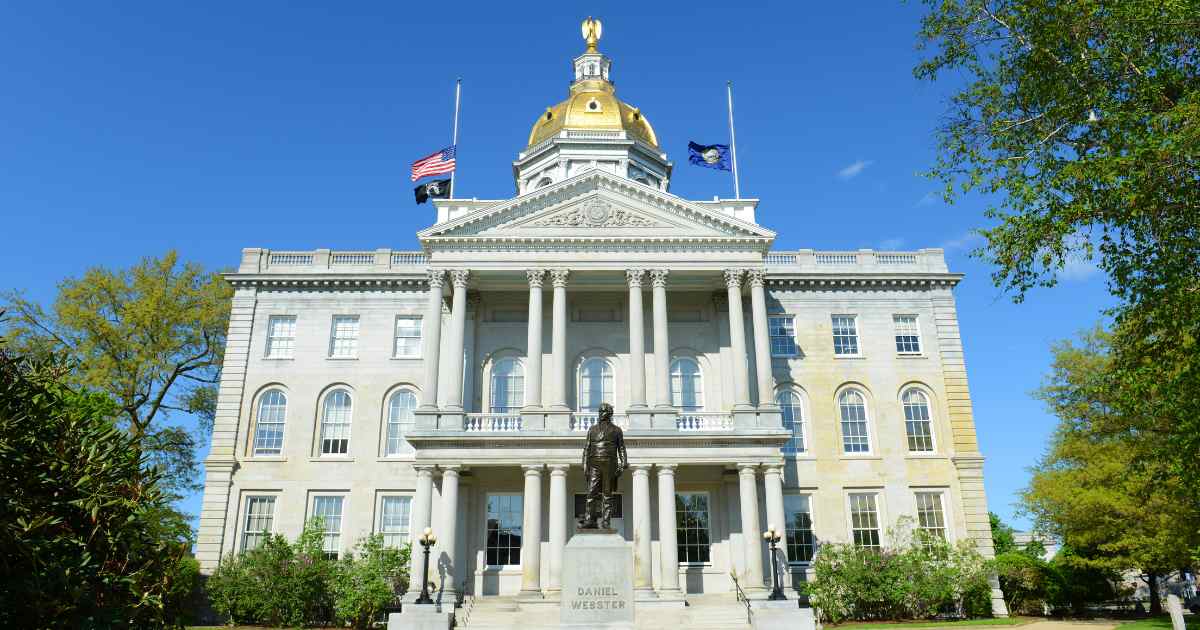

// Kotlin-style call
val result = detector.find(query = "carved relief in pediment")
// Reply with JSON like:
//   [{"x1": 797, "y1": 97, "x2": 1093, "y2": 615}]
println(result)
[{"x1": 529, "y1": 199, "x2": 661, "y2": 228}]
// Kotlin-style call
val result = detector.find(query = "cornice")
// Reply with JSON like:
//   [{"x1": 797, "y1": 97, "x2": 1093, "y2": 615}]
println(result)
[
  {"x1": 422, "y1": 235, "x2": 772, "y2": 253},
  {"x1": 225, "y1": 275, "x2": 428, "y2": 290},
  {"x1": 764, "y1": 274, "x2": 963, "y2": 290}
]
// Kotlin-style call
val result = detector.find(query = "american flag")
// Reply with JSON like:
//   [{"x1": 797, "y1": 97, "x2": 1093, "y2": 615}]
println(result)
[{"x1": 411, "y1": 145, "x2": 456, "y2": 181}]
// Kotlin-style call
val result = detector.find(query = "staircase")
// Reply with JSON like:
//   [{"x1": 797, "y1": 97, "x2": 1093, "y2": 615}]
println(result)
[{"x1": 457, "y1": 594, "x2": 753, "y2": 629}]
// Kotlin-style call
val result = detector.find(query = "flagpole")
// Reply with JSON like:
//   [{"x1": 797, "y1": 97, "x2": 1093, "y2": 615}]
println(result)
[
  {"x1": 726, "y1": 80, "x2": 740, "y2": 199},
  {"x1": 450, "y1": 77, "x2": 462, "y2": 197}
]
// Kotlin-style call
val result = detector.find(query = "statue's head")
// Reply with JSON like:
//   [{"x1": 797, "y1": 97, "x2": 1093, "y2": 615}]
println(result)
[{"x1": 598, "y1": 402, "x2": 614, "y2": 421}]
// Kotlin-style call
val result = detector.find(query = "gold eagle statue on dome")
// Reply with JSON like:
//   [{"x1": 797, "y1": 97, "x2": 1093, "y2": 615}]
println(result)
[{"x1": 581, "y1": 16, "x2": 602, "y2": 52}]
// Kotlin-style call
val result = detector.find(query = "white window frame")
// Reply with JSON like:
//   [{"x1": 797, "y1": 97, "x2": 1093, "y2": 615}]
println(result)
[
  {"x1": 328, "y1": 315, "x2": 360, "y2": 359},
  {"x1": 669, "y1": 357, "x2": 704, "y2": 412},
  {"x1": 838, "y1": 388, "x2": 873, "y2": 455},
  {"x1": 831, "y1": 314, "x2": 861, "y2": 357},
  {"x1": 311, "y1": 494, "x2": 346, "y2": 559},
  {"x1": 393, "y1": 315, "x2": 422, "y2": 359},
  {"x1": 776, "y1": 389, "x2": 807, "y2": 455},
  {"x1": 675, "y1": 490, "x2": 713, "y2": 565},
  {"x1": 893, "y1": 314, "x2": 922, "y2": 355},
  {"x1": 265, "y1": 315, "x2": 297, "y2": 359},
  {"x1": 783, "y1": 493, "x2": 815, "y2": 565},
  {"x1": 846, "y1": 491, "x2": 883, "y2": 550},
  {"x1": 484, "y1": 492, "x2": 523, "y2": 568},
  {"x1": 384, "y1": 389, "x2": 417, "y2": 457},
  {"x1": 769, "y1": 315, "x2": 799, "y2": 357},
  {"x1": 914, "y1": 491, "x2": 949, "y2": 545},
  {"x1": 377, "y1": 494, "x2": 413, "y2": 549},
  {"x1": 318, "y1": 389, "x2": 353, "y2": 456},
  {"x1": 240, "y1": 495, "x2": 277, "y2": 552},
  {"x1": 577, "y1": 356, "x2": 615, "y2": 412},
  {"x1": 488, "y1": 357, "x2": 525, "y2": 414},
  {"x1": 251, "y1": 389, "x2": 287, "y2": 457},
  {"x1": 902, "y1": 387, "x2": 937, "y2": 453}
]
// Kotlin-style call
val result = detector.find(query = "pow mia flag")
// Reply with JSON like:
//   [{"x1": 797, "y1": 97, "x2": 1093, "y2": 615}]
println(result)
[{"x1": 414, "y1": 178, "x2": 452, "y2": 204}]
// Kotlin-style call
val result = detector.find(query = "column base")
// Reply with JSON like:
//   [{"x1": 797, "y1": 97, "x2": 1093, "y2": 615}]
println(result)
[
  {"x1": 732, "y1": 409, "x2": 759, "y2": 428},
  {"x1": 546, "y1": 410, "x2": 572, "y2": 432},
  {"x1": 650, "y1": 407, "x2": 678, "y2": 430},
  {"x1": 413, "y1": 408, "x2": 464, "y2": 431},
  {"x1": 520, "y1": 409, "x2": 547, "y2": 431},
  {"x1": 626, "y1": 408, "x2": 655, "y2": 429},
  {"x1": 633, "y1": 587, "x2": 659, "y2": 600},
  {"x1": 756, "y1": 406, "x2": 784, "y2": 430}
]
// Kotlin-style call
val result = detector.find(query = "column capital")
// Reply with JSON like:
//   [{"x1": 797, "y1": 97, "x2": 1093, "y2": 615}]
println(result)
[
  {"x1": 426, "y1": 269, "x2": 446, "y2": 288},
  {"x1": 522, "y1": 464, "x2": 545, "y2": 476},
  {"x1": 736, "y1": 462, "x2": 760, "y2": 475},
  {"x1": 723, "y1": 268, "x2": 745, "y2": 289},
  {"x1": 550, "y1": 268, "x2": 570, "y2": 288},
  {"x1": 656, "y1": 463, "x2": 677, "y2": 474},
  {"x1": 761, "y1": 462, "x2": 785, "y2": 475},
  {"x1": 649, "y1": 268, "x2": 669, "y2": 288},
  {"x1": 440, "y1": 464, "x2": 463, "y2": 475},
  {"x1": 526, "y1": 269, "x2": 546, "y2": 288},
  {"x1": 548, "y1": 463, "x2": 570, "y2": 475},
  {"x1": 414, "y1": 464, "x2": 438, "y2": 475},
  {"x1": 746, "y1": 268, "x2": 767, "y2": 288},
  {"x1": 450, "y1": 269, "x2": 471, "y2": 289},
  {"x1": 625, "y1": 268, "x2": 645, "y2": 288},
  {"x1": 629, "y1": 463, "x2": 653, "y2": 474}
]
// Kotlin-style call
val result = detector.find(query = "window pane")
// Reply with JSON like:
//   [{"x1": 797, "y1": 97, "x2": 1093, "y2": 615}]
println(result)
[
  {"x1": 579, "y1": 358, "x2": 614, "y2": 412},
  {"x1": 266, "y1": 315, "x2": 297, "y2": 358},
  {"x1": 832, "y1": 315, "x2": 859, "y2": 355},
  {"x1": 485, "y1": 494, "x2": 523, "y2": 566},
  {"x1": 769, "y1": 316, "x2": 798, "y2": 356},
  {"x1": 784, "y1": 495, "x2": 814, "y2": 562},
  {"x1": 313, "y1": 496, "x2": 344, "y2": 559},
  {"x1": 385, "y1": 390, "x2": 417, "y2": 456},
  {"x1": 675, "y1": 492, "x2": 712, "y2": 564},
  {"x1": 380, "y1": 496, "x2": 412, "y2": 548},
  {"x1": 670, "y1": 358, "x2": 703, "y2": 412},
  {"x1": 320, "y1": 390, "x2": 352, "y2": 455},
  {"x1": 489, "y1": 359, "x2": 524, "y2": 413},
  {"x1": 394, "y1": 316, "x2": 422, "y2": 358},
  {"x1": 903, "y1": 389, "x2": 934, "y2": 452},
  {"x1": 915, "y1": 492, "x2": 946, "y2": 546},
  {"x1": 252, "y1": 390, "x2": 287, "y2": 456},
  {"x1": 777, "y1": 391, "x2": 805, "y2": 454},
  {"x1": 242, "y1": 496, "x2": 276, "y2": 551},
  {"x1": 893, "y1": 314, "x2": 921, "y2": 354},
  {"x1": 329, "y1": 315, "x2": 360, "y2": 357},
  {"x1": 849, "y1": 493, "x2": 880, "y2": 550},
  {"x1": 839, "y1": 390, "x2": 870, "y2": 453}
]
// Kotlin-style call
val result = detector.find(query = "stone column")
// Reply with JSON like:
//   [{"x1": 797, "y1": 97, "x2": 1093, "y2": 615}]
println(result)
[
  {"x1": 631, "y1": 464, "x2": 656, "y2": 597},
  {"x1": 419, "y1": 270, "x2": 445, "y2": 410},
  {"x1": 438, "y1": 465, "x2": 461, "y2": 604},
  {"x1": 747, "y1": 269, "x2": 776, "y2": 408},
  {"x1": 443, "y1": 270, "x2": 470, "y2": 411},
  {"x1": 656, "y1": 464, "x2": 681, "y2": 595},
  {"x1": 547, "y1": 464, "x2": 569, "y2": 594},
  {"x1": 626, "y1": 269, "x2": 647, "y2": 410},
  {"x1": 737, "y1": 463, "x2": 766, "y2": 591},
  {"x1": 724, "y1": 269, "x2": 753, "y2": 412},
  {"x1": 548, "y1": 270, "x2": 570, "y2": 411},
  {"x1": 762, "y1": 463, "x2": 787, "y2": 565},
  {"x1": 519, "y1": 465, "x2": 544, "y2": 597},
  {"x1": 525, "y1": 270, "x2": 546, "y2": 410},
  {"x1": 408, "y1": 465, "x2": 436, "y2": 598},
  {"x1": 650, "y1": 269, "x2": 672, "y2": 410}
]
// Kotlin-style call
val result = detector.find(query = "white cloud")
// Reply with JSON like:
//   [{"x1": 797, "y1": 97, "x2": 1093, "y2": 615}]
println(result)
[
  {"x1": 942, "y1": 231, "x2": 985, "y2": 251},
  {"x1": 915, "y1": 191, "x2": 939, "y2": 207},
  {"x1": 1058, "y1": 234, "x2": 1100, "y2": 280},
  {"x1": 879, "y1": 237, "x2": 906, "y2": 250},
  {"x1": 837, "y1": 159, "x2": 873, "y2": 180}
]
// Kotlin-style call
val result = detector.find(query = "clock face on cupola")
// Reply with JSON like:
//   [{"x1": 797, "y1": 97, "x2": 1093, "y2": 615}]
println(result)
[{"x1": 515, "y1": 16, "x2": 671, "y2": 196}]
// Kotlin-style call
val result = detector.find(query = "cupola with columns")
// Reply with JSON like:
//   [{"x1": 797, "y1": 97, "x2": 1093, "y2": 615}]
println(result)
[{"x1": 514, "y1": 17, "x2": 672, "y2": 195}]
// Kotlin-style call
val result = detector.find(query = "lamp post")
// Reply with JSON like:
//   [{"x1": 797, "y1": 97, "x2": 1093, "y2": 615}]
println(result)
[
  {"x1": 415, "y1": 527, "x2": 437, "y2": 605},
  {"x1": 763, "y1": 524, "x2": 786, "y2": 601}
]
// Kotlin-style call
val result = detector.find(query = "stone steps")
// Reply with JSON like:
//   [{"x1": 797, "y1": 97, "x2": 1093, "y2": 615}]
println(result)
[{"x1": 458, "y1": 595, "x2": 753, "y2": 629}]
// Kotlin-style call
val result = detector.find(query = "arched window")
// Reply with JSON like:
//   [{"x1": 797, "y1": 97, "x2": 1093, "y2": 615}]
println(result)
[
  {"x1": 578, "y1": 357, "x2": 614, "y2": 412},
  {"x1": 902, "y1": 388, "x2": 935, "y2": 452},
  {"x1": 669, "y1": 358, "x2": 703, "y2": 412},
  {"x1": 489, "y1": 358, "x2": 524, "y2": 414},
  {"x1": 319, "y1": 390, "x2": 352, "y2": 455},
  {"x1": 252, "y1": 389, "x2": 287, "y2": 456},
  {"x1": 385, "y1": 390, "x2": 417, "y2": 456},
  {"x1": 838, "y1": 389, "x2": 870, "y2": 453},
  {"x1": 776, "y1": 390, "x2": 805, "y2": 454},
  {"x1": 536, "y1": 177, "x2": 553, "y2": 189}
]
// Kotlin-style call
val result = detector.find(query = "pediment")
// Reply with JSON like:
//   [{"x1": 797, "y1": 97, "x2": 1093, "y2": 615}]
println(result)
[{"x1": 418, "y1": 170, "x2": 775, "y2": 244}]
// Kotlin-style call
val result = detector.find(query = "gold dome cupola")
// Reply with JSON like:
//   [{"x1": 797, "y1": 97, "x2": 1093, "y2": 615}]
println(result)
[{"x1": 514, "y1": 17, "x2": 672, "y2": 195}]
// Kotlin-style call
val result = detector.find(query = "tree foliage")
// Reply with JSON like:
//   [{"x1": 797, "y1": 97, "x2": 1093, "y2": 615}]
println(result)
[
  {"x1": 331, "y1": 534, "x2": 411, "y2": 629},
  {"x1": 915, "y1": 0, "x2": 1200, "y2": 497},
  {"x1": 2, "y1": 251, "x2": 232, "y2": 497},
  {"x1": 0, "y1": 338, "x2": 198, "y2": 628}
]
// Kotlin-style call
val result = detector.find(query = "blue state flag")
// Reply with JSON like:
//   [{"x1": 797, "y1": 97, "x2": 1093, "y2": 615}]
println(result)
[{"x1": 687, "y1": 141, "x2": 732, "y2": 171}]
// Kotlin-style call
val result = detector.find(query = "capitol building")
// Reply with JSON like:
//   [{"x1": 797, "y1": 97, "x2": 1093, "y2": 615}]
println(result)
[{"x1": 196, "y1": 21, "x2": 1007, "y2": 621}]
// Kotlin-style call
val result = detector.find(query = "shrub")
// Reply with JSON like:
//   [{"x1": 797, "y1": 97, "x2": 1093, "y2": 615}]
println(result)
[
  {"x1": 805, "y1": 519, "x2": 993, "y2": 623},
  {"x1": 331, "y1": 534, "x2": 411, "y2": 628}
]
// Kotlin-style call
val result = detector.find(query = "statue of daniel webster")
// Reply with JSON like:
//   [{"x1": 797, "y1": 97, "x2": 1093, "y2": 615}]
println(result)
[{"x1": 579, "y1": 403, "x2": 627, "y2": 530}]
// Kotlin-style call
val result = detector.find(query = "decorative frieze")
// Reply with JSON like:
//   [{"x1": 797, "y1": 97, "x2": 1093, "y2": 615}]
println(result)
[{"x1": 532, "y1": 199, "x2": 661, "y2": 228}]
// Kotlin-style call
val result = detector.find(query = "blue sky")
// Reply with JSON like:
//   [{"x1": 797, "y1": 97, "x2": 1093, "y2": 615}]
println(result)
[{"x1": 0, "y1": 2, "x2": 1112, "y2": 531}]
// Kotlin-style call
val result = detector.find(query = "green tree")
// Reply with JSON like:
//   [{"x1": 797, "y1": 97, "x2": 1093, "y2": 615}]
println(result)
[
  {"x1": 331, "y1": 534, "x2": 411, "y2": 629},
  {"x1": 1022, "y1": 327, "x2": 1198, "y2": 614},
  {"x1": 0, "y1": 338, "x2": 196, "y2": 628},
  {"x1": 2, "y1": 251, "x2": 232, "y2": 496},
  {"x1": 914, "y1": 0, "x2": 1200, "y2": 498},
  {"x1": 990, "y1": 512, "x2": 1018, "y2": 556}
]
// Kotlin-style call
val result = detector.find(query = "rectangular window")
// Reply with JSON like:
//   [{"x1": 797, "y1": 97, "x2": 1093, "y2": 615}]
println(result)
[
  {"x1": 915, "y1": 492, "x2": 947, "y2": 545},
  {"x1": 485, "y1": 494, "x2": 522, "y2": 566},
  {"x1": 849, "y1": 493, "x2": 881, "y2": 549},
  {"x1": 784, "y1": 494, "x2": 815, "y2": 563},
  {"x1": 893, "y1": 314, "x2": 922, "y2": 354},
  {"x1": 312, "y1": 496, "x2": 344, "y2": 559},
  {"x1": 379, "y1": 496, "x2": 412, "y2": 548},
  {"x1": 393, "y1": 315, "x2": 422, "y2": 358},
  {"x1": 676, "y1": 492, "x2": 712, "y2": 564},
  {"x1": 328, "y1": 315, "x2": 360, "y2": 358},
  {"x1": 265, "y1": 315, "x2": 297, "y2": 359},
  {"x1": 241, "y1": 496, "x2": 276, "y2": 551},
  {"x1": 769, "y1": 315, "x2": 798, "y2": 356},
  {"x1": 832, "y1": 315, "x2": 860, "y2": 356}
]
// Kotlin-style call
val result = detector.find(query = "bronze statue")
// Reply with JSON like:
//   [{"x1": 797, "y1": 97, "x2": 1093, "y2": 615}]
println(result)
[{"x1": 579, "y1": 403, "x2": 627, "y2": 529}]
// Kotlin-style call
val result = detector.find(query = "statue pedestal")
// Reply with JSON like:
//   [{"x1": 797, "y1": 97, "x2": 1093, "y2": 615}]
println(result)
[{"x1": 560, "y1": 531, "x2": 634, "y2": 629}]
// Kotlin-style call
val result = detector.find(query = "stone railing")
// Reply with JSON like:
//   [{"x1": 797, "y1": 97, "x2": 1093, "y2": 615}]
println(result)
[
  {"x1": 240, "y1": 248, "x2": 427, "y2": 273},
  {"x1": 764, "y1": 249, "x2": 948, "y2": 273},
  {"x1": 464, "y1": 413, "x2": 523, "y2": 433},
  {"x1": 570, "y1": 413, "x2": 631, "y2": 432},
  {"x1": 676, "y1": 412, "x2": 734, "y2": 431}
]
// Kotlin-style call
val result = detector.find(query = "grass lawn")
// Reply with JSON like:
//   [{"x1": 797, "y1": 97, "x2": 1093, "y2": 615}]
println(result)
[
  {"x1": 831, "y1": 617, "x2": 1035, "y2": 630},
  {"x1": 1120, "y1": 616, "x2": 1199, "y2": 630}
]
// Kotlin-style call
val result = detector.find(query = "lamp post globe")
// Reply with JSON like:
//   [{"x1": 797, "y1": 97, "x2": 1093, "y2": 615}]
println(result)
[
  {"x1": 764, "y1": 524, "x2": 786, "y2": 601},
  {"x1": 415, "y1": 527, "x2": 437, "y2": 605}
]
